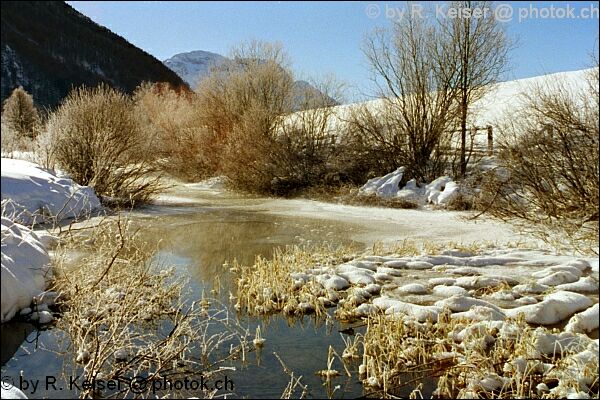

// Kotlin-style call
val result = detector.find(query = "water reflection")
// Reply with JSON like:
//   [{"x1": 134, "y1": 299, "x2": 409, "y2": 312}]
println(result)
[
  {"x1": 1, "y1": 322, "x2": 35, "y2": 365},
  {"x1": 2, "y1": 201, "x2": 368, "y2": 398}
]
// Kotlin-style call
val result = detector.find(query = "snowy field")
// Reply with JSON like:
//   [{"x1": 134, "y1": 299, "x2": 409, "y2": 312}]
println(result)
[{"x1": 289, "y1": 68, "x2": 595, "y2": 143}]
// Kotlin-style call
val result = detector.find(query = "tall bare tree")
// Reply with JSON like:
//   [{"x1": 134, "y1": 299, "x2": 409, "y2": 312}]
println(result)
[
  {"x1": 361, "y1": 12, "x2": 461, "y2": 182},
  {"x1": 441, "y1": 1, "x2": 511, "y2": 177}
]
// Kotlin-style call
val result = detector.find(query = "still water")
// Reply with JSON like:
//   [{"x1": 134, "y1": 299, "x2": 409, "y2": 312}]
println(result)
[{"x1": 1, "y1": 192, "x2": 375, "y2": 398}]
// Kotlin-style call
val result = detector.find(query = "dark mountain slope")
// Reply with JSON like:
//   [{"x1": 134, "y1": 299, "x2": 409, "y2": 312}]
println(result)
[{"x1": 1, "y1": 1, "x2": 186, "y2": 108}]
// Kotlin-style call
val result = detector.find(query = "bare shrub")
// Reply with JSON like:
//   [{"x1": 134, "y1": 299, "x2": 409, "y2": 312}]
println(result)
[
  {"x1": 1, "y1": 120, "x2": 31, "y2": 156},
  {"x1": 198, "y1": 40, "x2": 346, "y2": 194},
  {"x1": 133, "y1": 82, "x2": 215, "y2": 181},
  {"x1": 47, "y1": 84, "x2": 162, "y2": 205},
  {"x1": 478, "y1": 67, "x2": 599, "y2": 250},
  {"x1": 271, "y1": 76, "x2": 346, "y2": 193}
]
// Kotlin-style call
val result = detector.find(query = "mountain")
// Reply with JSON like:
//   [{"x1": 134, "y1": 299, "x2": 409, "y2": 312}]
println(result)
[
  {"x1": 164, "y1": 50, "x2": 339, "y2": 108},
  {"x1": 1, "y1": 1, "x2": 186, "y2": 108},
  {"x1": 163, "y1": 50, "x2": 227, "y2": 89}
]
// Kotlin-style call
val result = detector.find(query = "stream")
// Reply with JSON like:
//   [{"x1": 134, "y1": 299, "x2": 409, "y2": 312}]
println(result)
[
  {"x1": 1, "y1": 186, "x2": 524, "y2": 398},
  {"x1": 2, "y1": 189, "x2": 371, "y2": 398}
]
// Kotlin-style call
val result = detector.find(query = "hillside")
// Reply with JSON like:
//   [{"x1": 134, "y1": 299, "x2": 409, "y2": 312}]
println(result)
[{"x1": 1, "y1": 1, "x2": 186, "y2": 108}]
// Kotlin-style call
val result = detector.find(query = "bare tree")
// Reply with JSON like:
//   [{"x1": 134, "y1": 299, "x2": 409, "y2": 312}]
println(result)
[
  {"x1": 360, "y1": 12, "x2": 461, "y2": 183},
  {"x1": 441, "y1": 1, "x2": 511, "y2": 177}
]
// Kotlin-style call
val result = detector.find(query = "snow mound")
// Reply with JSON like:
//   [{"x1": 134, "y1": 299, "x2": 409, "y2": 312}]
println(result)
[
  {"x1": 1, "y1": 382, "x2": 27, "y2": 399},
  {"x1": 565, "y1": 303, "x2": 599, "y2": 334},
  {"x1": 359, "y1": 167, "x2": 405, "y2": 198},
  {"x1": 358, "y1": 169, "x2": 462, "y2": 207},
  {"x1": 506, "y1": 291, "x2": 594, "y2": 325},
  {"x1": 1, "y1": 158, "x2": 102, "y2": 225},
  {"x1": 186, "y1": 176, "x2": 229, "y2": 191},
  {"x1": 1, "y1": 217, "x2": 51, "y2": 322},
  {"x1": 373, "y1": 297, "x2": 442, "y2": 322}
]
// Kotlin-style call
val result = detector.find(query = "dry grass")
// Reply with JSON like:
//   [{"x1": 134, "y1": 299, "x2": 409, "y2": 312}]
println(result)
[
  {"x1": 233, "y1": 244, "x2": 357, "y2": 319},
  {"x1": 50, "y1": 218, "x2": 249, "y2": 398},
  {"x1": 351, "y1": 312, "x2": 598, "y2": 398}
]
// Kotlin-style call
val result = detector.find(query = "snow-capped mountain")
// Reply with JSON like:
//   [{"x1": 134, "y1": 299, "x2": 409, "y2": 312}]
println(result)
[
  {"x1": 163, "y1": 50, "x2": 227, "y2": 88},
  {"x1": 164, "y1": 50, "x2": 340, "y2": 108}
]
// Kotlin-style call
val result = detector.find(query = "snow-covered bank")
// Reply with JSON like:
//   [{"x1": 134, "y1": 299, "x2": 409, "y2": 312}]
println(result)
[
  {"x1": 236, "y1": 244, "x2": 599, "y2": 398},
  {"x1": 1, "y1": 217, "x2": 53, "y2": 322},
  {"x1": 278, "y1": 247, "x2": 600, "y2": 326},
  {"x1": 1, "y1": 158, "x2": 101, "y2": 225},
  {"x1": 359, "y1": 167, "x2": 460, "y2": 207},
  {"x1": 1, "y1": 158, "x2": 102, "y2": 323}
]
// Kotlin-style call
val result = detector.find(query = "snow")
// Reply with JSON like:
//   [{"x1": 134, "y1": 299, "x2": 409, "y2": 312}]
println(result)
[
  {"x1": 436, "y1": 181, "x2": 460, "y2": 205},
  {"x1": 358, "y1": 167, "x2": 405, "y2": 198},
  {"x1": 1, "y1": 383, "x2": 27, "y2": 399},
  {"x1": 555, "y1": 277, "x2": 599, "y2": 293},
  {"x1": 513, "y1": 282, "x2": 550, "y2": 294},
  {"x1": 397, "y1": 283, "x2": 428, "y2": 295},
  {"x1": 373, "y1": 297, "x2": 442, "y2": 322},
  {"x1": 1, "y1": 217, "x2": 51, "y2": 322},
  {"x1": 537, "y1": 271, "x2": 580, "y2": 286},
  {"x1": 531, "y1": 328, "x2": 590, "y2": 356},
  {"x1": 506, "y1": 291, "x2": 594, "y2": 325},
  {"x1": 1, "y1": 158, "x2": 102, "y2": 225},
  {"x1": 435, "y1": 295, "x2": 503, "y2": 314},
  {"x1": 0, "y1": 159, "x2": 103, "y2": 323},
  {"x1": 532, "y1": 265, "x2": 583, "y2": 279},
  {"x1": 451, "y1": 305, "x2": 506, "y2": 321},
  {"x1": 357, "y1": 168, "x2": 462, "y2": 207},
  {"x1": 565, "y1": 303, "x2": 599, "y2": 334},
  {"x1": 163, "y1": 50, "x2": 227, "y2": 88},
  {"x1": 324, "y1": 275, "x2": 350, "y2": 291},
  {"x1": 405, "y1": 261, "x2": 434, "y2": 270},
  {"x1": 432, "y1": 285, "x2": 468, "y2": 297},
  {"x1": 185, "y1": 176, "x2": 229, "y2": 192},
  {"x1": 376, "y1": 266, "x2": 403, "y2": 277}
]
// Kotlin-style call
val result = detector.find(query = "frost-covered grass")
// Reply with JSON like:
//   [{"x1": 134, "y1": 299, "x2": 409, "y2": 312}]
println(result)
[
  {"x1": 355, "y1": 313, "x2": 599, "y2": 398},
  {"x1": 50, "y1": 218, "x2": 249, "y2": 398},
  {"x1": 233, "y1": 240, "x2": 599, "y2": 398}
]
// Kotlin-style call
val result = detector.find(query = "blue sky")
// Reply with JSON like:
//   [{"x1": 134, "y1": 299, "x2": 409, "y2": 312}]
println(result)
[{"x1": 68, "y1": 1, "x2": 599, "y2": 101}]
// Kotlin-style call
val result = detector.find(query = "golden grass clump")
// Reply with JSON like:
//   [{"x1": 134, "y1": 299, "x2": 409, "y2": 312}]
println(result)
[
  {"x1": 51, "y1": 218, "x2": 248, "y2": 398},
  {"x1": 234, "y1": 244, "x2": 355, "y2": 319}
]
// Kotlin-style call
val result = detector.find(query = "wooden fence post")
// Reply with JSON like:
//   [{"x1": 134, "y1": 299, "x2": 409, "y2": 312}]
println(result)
[{"x1": 487, "y1": 125, "x2": 493, "y2": 155}]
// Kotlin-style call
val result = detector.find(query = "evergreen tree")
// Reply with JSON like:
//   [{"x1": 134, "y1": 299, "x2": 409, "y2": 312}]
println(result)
[{"x1": 2, "y1": 86, "x2": 39, "y2": 139}]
